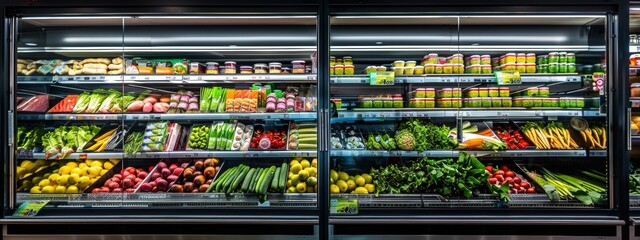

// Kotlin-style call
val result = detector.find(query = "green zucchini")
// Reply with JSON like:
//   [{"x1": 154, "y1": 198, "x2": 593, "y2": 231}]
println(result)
[
  {"x1": 220, "y1": 166, "x2": 240, "y2": 192},
  {"x1": 298, "y1": 137, "x2": 317, "y2": 144},
  {"x1": 215, "y1": 167, "x2": 236, "y2": 192},
  {"x1": 228, "y1": 166, "x2": 250, "y2": 194},
  {"x1": 241, "y1": 168, "x2": 256, "y2": 192},
  {"x1": 249, "y1": 168, "x2": 263, "y2": 193},
  {"x1": 279, "y1": 163, "x2": 288, "y2": 191},
  {"x1": 271, "y1": 167, "x2": 281, "y2": 191},
  {"x1": 259, "y1": 166, "x2": 276, "y2": 195},
  {"x1": 255, "y1": 167, "x2": 269, "y2": 194}
]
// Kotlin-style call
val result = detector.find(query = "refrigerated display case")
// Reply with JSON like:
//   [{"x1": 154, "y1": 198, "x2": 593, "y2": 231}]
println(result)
[
  {"x1": 327, "y1": 12, "x2": 625, "y2": 240},
  {"x1": 3, "y1": 13, "x2": 321, "y2": 239},
  {"x1": 630, "y1": 3, "x2": 640, "y2": 239}
]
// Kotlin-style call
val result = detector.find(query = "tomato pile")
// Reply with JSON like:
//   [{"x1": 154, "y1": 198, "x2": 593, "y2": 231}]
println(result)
[
  {"x1": 486, "y1": 165, "x2": 536, "y2": 194},
  {"x1": 250, "y1": 129, "x2": 287, "y2": 150},
  {"x1": 493, "y1": 126, "x2": 531, "y2": 150}
]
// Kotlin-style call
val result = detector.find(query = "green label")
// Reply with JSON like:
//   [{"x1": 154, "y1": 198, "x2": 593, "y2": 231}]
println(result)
[
  {"x1": 330, "y1": 198, "x2": 359, "y2": 215},
  {"x1": 495, "y1": 71, "x2": 521, "y2": 85},
  {"x1": 369, "y1": 72, "x2": 395, "y2": 86},
  {"x1": 13, "y1": 200, "x2": 49, "y2": 217}
]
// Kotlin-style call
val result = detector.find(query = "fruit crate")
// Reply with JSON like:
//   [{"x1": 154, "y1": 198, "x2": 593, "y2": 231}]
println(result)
[
  {"x1": 167, "y1": 158, "x2": 224, "y2": 193},
  {"x1": 134, "y1": 159, "x2": 191, "y2": 193},
  {"x1": 84, "y1": 159, "x2": 152, "y2": 193}
]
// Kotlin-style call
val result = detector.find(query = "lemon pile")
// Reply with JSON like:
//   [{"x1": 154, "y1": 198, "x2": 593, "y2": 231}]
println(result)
[
  {"x1": 330, "y1": 170, "x2": 375, "y2": 194},
  {"x1": 16, "y1": 159, "x2": 53, "y2": 180},
  {"x1": 286, "y1": 158, "x2": 318, "y2": 193},
  {"x1": 27, "y1": 159, "x2": 119, "y2": 194}
]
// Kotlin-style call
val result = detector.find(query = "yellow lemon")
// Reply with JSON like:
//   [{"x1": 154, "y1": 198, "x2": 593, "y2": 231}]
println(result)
[
  {"x1": 84, "y1": 159, "x2": 94, "y2": 166},
  {"x1": 364, "y1": 184, "x2": 375, "y2": 193},
  {"x1": 78, "y1": 163, "x2": 88, "y2": 169},
  {"x1": 290, "y1": 163, "x2": 302, "y2": 174},
  {"x1": 338, "y1": 172, "x2": 349, "y2": 181},
  {"x1": 311, "y1": 158, "x2": 317, "y2": 168},
  {"x1": 20, "y1": 160, "x2": 33, "y2": 168},
  {"x1": 296, "y1": 182, "x2": 307, "y2": 193},
  {"x1": 16, "y1": 167, "x2": 27, "y2": 178},
  {"x1": 306, "y1": 167, "x2": 317, "y2": 177},
  {"x1": 287, "y1": 186, "x2": 297, "y2": 193},
  {"x1": 54, "y1": 185, "x2": 66, "y2": 194},
  {"x1": 330, "y1": 170, "x2": 339, "y2": 183},
  {"x1": 56, "y1": 175, "x2": 69, "y2": 186},
  {"x1": 298, "y1": 170, "x2": 309, "y2": 182},
  {"x1": 66, "y1": 185, "x2": 79, "y2": 194},
  {"x1": 103, "y1": 161, "x2": 114, "y2": 170},
  {"x1": 355, "y1": 187, "x2": 369, "y2": 194},
  {"x1": 336, "y1": 180, "x2": 348, "y2": 193},
  {"x1": 69, "y1": 173, "x2": 80, "y2": 184},
  {"x1": 346, "y1": 180, "x2": 356, "y2": 191},
  {"x1": 291, "y1": 174, "x2": 300, "y2": 185},
  {"x1": 88, "y1": 166, "x2": 101, "y2": 177},
  {"x1": 306, "y1": 176, "x2": 317, "y2": 187},
  {"x1": 289, "y1": 159, "x2": 300, "y2": 167},
  {"x1": 30, "y1": 186, "x2": 41, "y2": 194},
  {"x1": 355, "y1": 176, "x2": 366, "y2": 187},
  {"x1": 330, "y1": 184, "x2": 340, "y2": 193},
  {"x1": 31, "y1": 176, "x2": 42, "y2": 186},
  {"x1": 90, "y1": 161, "x2": 103, "y2": 168},
  {"x1": 48, "y1": 174, "x2": 60, "y2": 183},
  {"x1": 41, "y1": 186, "x2": 54, "y2": 194},
  {"x1": 287, "y1": 180, "x2": 293, "y2": 188},
  {"x1": 66, "y1": 162, "x2": 78, "y2": 168},
  {"x1": 77, "y1": 176, "x2": 91, "y2": 188},
  {"x1": 35, "y1": 159, "x2": 47, "y2": 166},
  {"x1": 58, "y1": 166, "x2": 72, "y2": 175},
  {"x1": 71, "y1": 167, "x2": 83, "y2": 175},
  {"x1": 300, "y1": 159, "x2": 311, "y2": 169},
  {"x1": 362, "y1": 174, "x2": 373, "y2": 184},
  {"x1": 100, "y1": 169, "x2": 108, "y2": 176}
]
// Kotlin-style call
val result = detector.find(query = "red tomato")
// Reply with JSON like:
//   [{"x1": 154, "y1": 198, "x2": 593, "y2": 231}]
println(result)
[
  {"x1": 527, "y1": 187, "x2": 536, "y2": 193},
  {"x1": 513, "y1": 177, "x2": 521, "y2": 184},
  {"x1": 489, "y1": 173, "x2": 493, "y2": 178},
  {"x1": 501, "y1": 165, "x2": 510, "y2": 172},
  {"x1": 519, "y1": 187, "x2": 526, "y2": 192},
  {"x1": 489, "y1": 178, "x2": 498, "y2": 184},
  {"x1": 505, "y1": 177, "x2": 513, "y2": 183},
  {"x1": 494, "y1": 170, "x2": 505, "y2": 176},
  {"x1": 485, "y1": 166, "x2": 493, "y2": 172},
  {"x1": 496, "y1": 175, "x2": 505, "y2": 182},
  {"x1": 511, "y1": 188, "x2": 518, "y2": 194},
  {"x1": 520, "y1": 182, "x2": 531, "y2": 189},
  {"x1": 505, "y1": 171, "x2": 515, "y2": 178}
]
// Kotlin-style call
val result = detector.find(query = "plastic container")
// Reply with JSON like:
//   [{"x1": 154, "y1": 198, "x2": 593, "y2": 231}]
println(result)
[
  {"x1": 467, "y1": 88, "x2": 479, "y2": 98},
  {"x1": 206, "y1": 62, "x2": 220, "y2": 74},
  {"x1": 376, "y1": 66, "x2": 387, "y2": 72},
  {"x1": 489, "y1": 97, "x2": 501, "y2": 107},
  {"x1": 392, "y1": 67, "x2": 404, "y2": 75},
  {"x1": 452, "y1": 54, "x2": 464, "y2": 64},
  {"x1": 452, "y1": 88, "x2": 462, "y2": 98},
  {"x1": 526, "y1": 53, "x2": 536, "y2": 63},
  {"x1": 488, "y1": 87, "x2": 500, "y2": 97},
  {"x1": 481, "y1": 55, "x2": 491, "y2": 65},
  {"x1": 443, "y1": 64, "x2": 454, "y2": 74},
  {"x1": 481, "y1": 65, "x2": 492, "y2": 74},
  {"x1": 427, "y1": 54, "x2": 439, "y2": 64},
  {"x1": 254, "y1": 63, "x2": 268, "y2": 74},
  {"x1": 468, "y1": 65, "x2": 481, "y2": 74},
  {"x1": 559, "y1": 63, "x2": 568, "y2": 73},
  {"x1": 576, "y1": 97, "x2": 585, "y2": 108},
  {"x1": 409, "y1": 99, "x2": 418, "y2": 108},
  {"x1": 269, "y1": 62, "x2": 282, "y2": 74},
  {"x1": 414, "y1": 98, "x2": 426, "y2": 108},
  {"x1": 503, "y1": 63, "x2": 516, "y2": 72},
  {"x1": 415, "y1": 88, "x2": 426, "y2": 98},
  {"x1": 548, "y1": 52, "x2": 559, "y2": 63},
  {"x1": 469, "y1": 98, "x2": 482, "y2": 107},
  {"x1": 481, "y1": 98, "x2": 492, "y2": 108},
  {"x1": 517, "y1": 53, "x2": 526, "y2": 64},
  {"x1": 424, "y1": 64, "x2": 435, "y2": 74},
  {"x1": 373, "y1": 97, "x2": 383, "y2": 108},
  {"x1": 452, "y1": 98, "x2": 463, "y2": 108},
  {"x1": 537, "y1": 55, "x2": 547, "y2": 65},
  {"x1": 405, "y1": 61, "x2": 417, "y2": 67},
  {"x1": 499, "y1": 87, "x2": 510, "y2": 97},
  {"x1": 292, "y1": 60, "x2": 306, "y2": 74},
  {"x1": 224, "y1": 61, "x2": 237, "y2": 74},
  {"x1": 425, "y1": 98, "x2": 435, "y2": 108},
  {"x1": 513, "y1": 98, "x2": 523, "y2": 107},
  {"x1": 329, "y1": 66, "x2": 335, "y2": 75},
  {"x1": 567, "y1": 53, "x2": 576, "y2": 63},
  {"x1": 468, "y1": 55, "x2": 480, "y2": 65},
  {"x1": 533, "y1": 98, "x2": 543, "y2": 107},
  {"x1": 439, "y1": 88, "x2": 453, "y2": 98},
  {"x1": 240, "y1": 66, "x2": 253, "y2": 74},
  {"x1": 330, "y1": 56, "x2": 336, "y2": 66},
  {"x1": 558, "y1": 97, "x2": 568, "y2": 108},
  {"x1": 334, "y1": 65, "x2": 345, "y2": 75},
  {"x1": 343, "y1": 56, "x2": 353, "y2": 65},
  {"x1": 435, "y1": 64, "x2": 444, "y2": 74},
  {"x1": 404, "y1": 66, "x2": 415, "y2": 75},
  {"x1": 526, "y1": 64, "x2": 536, "y2": 73},
  {"x1": 505, "y1": 53, "x2": 516, "y2": 63},
  {"x1": 383, "y1": 97, "x2": 393, "y2": 108},
  {"x1": 393, "y1": 60, "x2": 405, "y2": 67},
  {"x1": 455, "y1": 64, "x2": 465, "y2": 74},
  {"x1": 360, "y1": 98, "x2": 372, "y2": 108},
  {"x1": 548, "y1": 63, "x2": 559, "y2": 73},
  {"x1": 538, "y1": 87, "x2": 550, "y2": 97},
  {"x1": 567, "y1": 63, "x2": 576, "y2": 73},
  {"x1": 502, "y1": 97, "x2": 512, "y2": 107},
  {"x1": 425, "y1": 88, "x2": 436, "y2": 98},
  {"x1": 393, "y1": 95, "x2": 403, "y2": 108},
  {"x1": 344, "y1": 65, "x2": 355, "y2": 75},
  {"x1": 549, "y1": 98, "x2": 559, "y2": 108},
  {"x1": 438, "y1": 98, "x2": 452, "y2": 108},
  {"x1": 559, "y1": 52, "x2": 567, "y2": 63},
  {"x1": 522, "y1": 97, "x2": 534, "y2": 108},
  {"x1": 525, "y1": 87, "x2": 538, "y2": 97},
  {"x1": 331, "y1": 99, "x2": 342, "y2": 109},
  {"x1": 516, "y1": 64, "x2": 526, "y2": 73},
  {"x1": 479, "y1": 87, "x2": 489, "y2": 97},
  {"x1": 414, "y1": 66, "x2": 425, "y2": 75}
]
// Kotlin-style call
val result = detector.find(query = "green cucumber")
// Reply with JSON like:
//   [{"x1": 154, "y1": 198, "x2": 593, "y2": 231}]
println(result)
[
  {"x1": 271, "y1": 167, "x2": 281, "y2": 191},
  {"x1": 259, "y1": 166, "x2": 276, "y2": 195},
  {"x1": 241, "y1": 168, "x2": 256, "y2": 192},
  {"x1": 279, "y1": 163, "x2": 288, "y2": 191},
  {"x1": 207, "y1": 167, "x2": 231, "y2": 193},
  {"x1": 228, "y1": 166, "x2": 250, "y2": 194},
  {"x1": 297, "y1": 128, "x2": 317, "y2": 134},
  {"x1": 225, "y1": 165, "x2": 247, "y2": 193},
  {"x1": 297, "y1": 143, "x2": 317, "y2": 149},
  {"x1": 219, "y1": 167, "x2": 239, "y2": 192},
  {"x1": 298, "y1": 137, "x2": 317, "y2": 144},
  {"x1": 249, "y1": 168, "x2": 263, "y2": 193},
  {"x1": 215, "y1": 167, "x2": 236, "y2": 192},
  {"x1": 212, "y1": 166, "x2": 233, "y2": 192},
  {"x1": 255, "y1": 167, "x2": 269, "y2": 193}
]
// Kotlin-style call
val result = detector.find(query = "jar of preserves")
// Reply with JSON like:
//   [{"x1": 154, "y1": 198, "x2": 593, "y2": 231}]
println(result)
[
  {"x1": 538, "y1": 87, "x2": 549, "y2": 97},
  {"x1": 548, "y1": 52, "x2": 559, "y2": 63},
  {"x1": 330, "y1": 56, "x2": 336, "y2": 66},
  {"x1": 435, "y1": 64, "x2": 443, "y2": 74},
  {"x1": 424, "y1": 64, "x2": 435, "y2": 74},
  {"x1": 415, "y1": 88, "x2": 426, "y2": 98},
  {"x1": 393, "y1": 60, "x2": 405, "y2": 67},
  {"x1": 503, "y1": 63, "x2": 516, "y2": 72},
  {"x1": 513, "y1": 98, "x2": 523, "y2": 107},
  {"x1": 206, "y1": 62, "x2": 220, "y2": 74},
  {"x1": 548, "y1": 63, "x2": 558, "y2": 73},
  {"x1": 392, "y1": 67, "x2": 404, "y2": 75},
  {"x1": 559, "y1": 63, "x2": 568, "y2": 73},
  {"x1": 240, "y1": 66, "x2": 253, "y2": 74},
  {"x1": 479, "y1": 87, "x2": 489, "y2": 97},
  {"x1": 443, "y1": 64, "x2": 454, "y2": 74},
  {"x1": 334, "y1": 65, "x2": 344, "y2": 75},
  {"x1": 526, "y1": 53, "x2": 536, "y2": 63},
  {"x1": 516, "y1": 64, "x2": 526, "y2": 73},
  {"x1": 254, "y1": 63, "x2": 268, "y2": 74},
  {"x1": 481, "y1": 65, "x2": 492, "y2": 74},
  {"x1": 526, "y1": 63, "x2": 536, "y2": 73},
  {"x1": 224, "y1": 61, "x2": 237, "y2": 74},
  {"x1": 567, "y1": 53, "x2": 576, "y2": 63},
  {"x1": 409, "y1": 99, "x2": 418, "y2": 108},
  {"x1": 405, "y1": 61, "x2": 417, "y2": 67},
  {"x1": 404, "y1": 66, "x2": 415, "y2": 75},
  {"x1": 292, "y1": 60, "x2": 306, "y2": 74},
  {"x1": 468, "y1": 55, "x2": 481, "y2": 65},
  {"x1": 425, "y1": 98, "x2": 435, "y2": 108},
  {"x1": 425, "y1": 88, "x2": 436, "y2": 98},
  {"x1": 269, "y1": 62, "x2": 282, "y2": 74},
  {"x1": 452, "y1": 88, "x2": 462, "y2": 98},
  {"x1": 558, "y1": 52, "x2": 567, "y2": 63},
  {"x1": 502, "y1": 97, "x2": 512, "y2": 107},
  {"x1": 393, "y1": 95, "x2": 403, "y2": 108},
  {"x1": 467, "y1": 88, "x2": 479, "y2": 98},
  {"x1": 567, "y1": 63, "x2": 576, "y2": 73},
  {"x1": 481, "y1": 55, "x2": 491, "y2": 65},
  {"x1": 330, "y1": 66, "x2": 335, "y2": 75},
  {"x1": 499, "y1": 87, "x2": 510, "y2": 97},
  {"x1": 361, "y1": 97, "x2": 372, "y2": 108},
  {"x1": 343, "y1": 56, "x2": 353, "y2": 65},
  {"x1": 491, "y1": 97, "x2": 502, "y2": 107},
  {"x1": 455, "y1": 64, "x2": 465, "y2": 74},
  {"x1": 344, "y1": 65, "x2": 355, "y2": 75},
  {"x1": 488, "y1": 87, "x2": 499, "y2": 97},
  {"x1": 439, "y1": 88, "x2": 453, "y2": 98},
  {"x1": 415, "y1": 98, "x2": 426, "y2": 108},
  {"x1": 414, "y1": 66, "x2": 425, "y2": 75},
  {"x1": 469, "y1": 65, "x2": 481, "y2": 74}
]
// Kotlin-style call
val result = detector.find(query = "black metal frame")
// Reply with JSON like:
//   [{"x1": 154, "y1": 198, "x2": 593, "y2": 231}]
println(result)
[{"x1": 0, "y1": 0, "x2": 632, "y2": 239}]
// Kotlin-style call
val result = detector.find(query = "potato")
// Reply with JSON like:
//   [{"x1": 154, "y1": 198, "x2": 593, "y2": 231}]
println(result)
[{"x1": 126, "y1": 101, "x2": 145, "y2": 112}]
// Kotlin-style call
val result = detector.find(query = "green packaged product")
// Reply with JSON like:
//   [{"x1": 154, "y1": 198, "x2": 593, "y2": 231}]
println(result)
[
  {"x1": 568, "y1": 63, "x2": 576, "y2": 73},
  {"x1": 438, "y1": 99, "x2": 452, "y2": 108},
  {"x1": 439, "y1": 89, "x2": 453, "y2": 98},
  {"x1": 576, "y1": 98, "x2": 585, "y2": 108},
  {"x1": 451, "y1": 98, "x2": 462, "y2": 108},
  {"x1": 491, "y1": 98, "x2": 502, "y2": 107},
  {"x1": 548, "y1": 63, "x2": 558, "y2": 73},
  {"x1": 501, "y1": 97, "x2": 512, "y2": 107},
  {"x1": 525, "y1": 87, "x2": 538, "y2": 97},
  {"x1": 467, "y1": 88, "x2": 479, "y2": 98},
  {"x1": 479, "y1": 88, "x2": 489, "y2": 97},
  {"x1": 383, "y1": 98, "x2": 393, "y2": 108},
  {"x1": 481, "y1": 98, "x2": 492, "y2": 108},
  {"x1": 559, "y1": 63, "x2": 567, "y2": 73},
  {"x1": 538, "y1": 87, "x2": 549, "y2": 97},
  {"x1": 533, "y1": 98, "x2": 543, "y2": 107},
  {"x1": 558, "y1": 52, "x2": 567, "y2": 63},
  {"x1": 415, "y1": 99, "x2": 426, "y2": 108},
  {"x1": 567, "y1": 53, "x2": 576, "y2": 63},
  {"x1": 373, "y1": 98, "x2": 383, "y2": 108},
  {"x1": 393, "y1": 97, "x2": 403, "y2": 108},
  {"x1": 513, "y1": 98, "x2": 523, "y2": 107},
  {"x1": 559, "y1": 98, "x2": 568, "y2": 108},
  {"x1": 361, "y1": 98, "x2": 372, "y2": 108},
  {"x1": 425, "y1": 99, "x2": 435, "y2": 108},
  {"x1": 522, "y1": 98, "x2": 534, "y2": 108},
  {"x1": 452, "y1": 88, "x2": 462, "y2": 98},
  {"x1": 548, "y1": 52, "x2": 559, "y2": 63},
  {"x1": 488, "y1": 87, "x2": 499, "y2": 97},
  {"x1": 499, "y1": 87, "x2": 510, "y2": 97}
]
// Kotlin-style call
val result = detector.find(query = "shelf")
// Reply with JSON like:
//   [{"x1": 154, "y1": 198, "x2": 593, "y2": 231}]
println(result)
[
  {"x1": 17, "y1": 193, "x2": 317, "y2": 208},
  {"x1": 16, "y1": 112, "x2": 317, "y2": 121},
  {"x1": 19, "y1": 151, "x2": 317, "y2": 160},
  {"x1": 330, "y1": 150, "x2": 458, "y2": 158},
  {"x1": 330, "y1": 74, "x2": 581, "y2": 84},
  {"x1": 334, "y1": 109, "x2": 602, "y2": 120},
  {"x1": 632, "y1": 98, "x2": 640, "y2": 108},
  {"x1": 17, "y1": 74, "x2": 317, "y2": 84}
]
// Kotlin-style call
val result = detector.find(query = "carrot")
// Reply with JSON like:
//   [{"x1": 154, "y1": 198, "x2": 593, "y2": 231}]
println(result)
[{"x1": 461, "y1": 138, "x2": 483, "y2": 149}]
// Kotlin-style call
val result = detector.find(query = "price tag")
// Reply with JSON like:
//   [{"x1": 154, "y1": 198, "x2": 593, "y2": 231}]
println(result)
[
  {"x1": 330, "y1": 198, "x2": 358, "y2": 215},
  {"x1": 258, "y1": 201, "x2": 271, "y2": 207},
  {"x1": 368, "y1": 72, "x2": 395, "y2": 86},
  {"x1": 78, "y1": 153, "x2": 88, "y2": 160},
  {"x1": 495, "y1": 71, "x2": 521, "y2": 85},
  {"x1": 13, "y1": 200, "x2": 49, "y2": 217}
]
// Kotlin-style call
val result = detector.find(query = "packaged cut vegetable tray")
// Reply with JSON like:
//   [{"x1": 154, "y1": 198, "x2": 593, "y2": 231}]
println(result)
[
  {"x1": 48, "y1": 95, "x2": 78, "y2": 113},
  {"x1": 207, "y1": 121, "x2": 237, "y2": 151},
  {"x1": 230, "y1": 123, "x2": 253, "y2": 151},
  {"x1": 187, "y1": 123, "x2": 211, "y2": 151},
  {"x1": 141, "y1": 122, "x2": 169, "y2": 152},
  {"x1": 287, "y1": 122, "x2": 317, "y2": 150},
  {"x1": 250, "y1": 123, "x2": 288, "y2": 150},
  {"x1": 340, "y1": 125, "x2": 366, "y2": 150}
]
